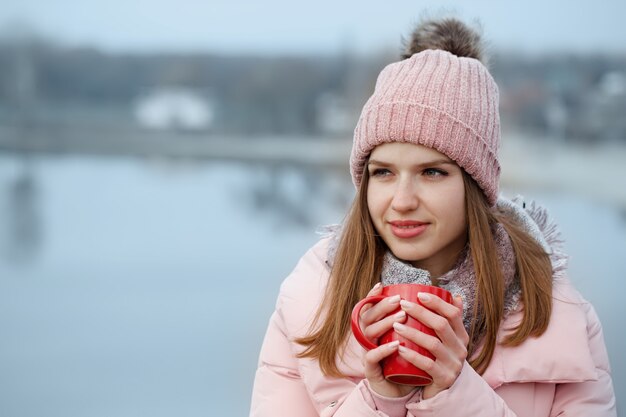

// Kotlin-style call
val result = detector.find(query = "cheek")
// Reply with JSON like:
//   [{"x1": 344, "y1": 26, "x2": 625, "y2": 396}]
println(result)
[
  {"x1": 448, "y1": 208, "x2": 467, "y2": 236},
  {"x1": 444, "y1": 192, "x2": 467, "y2": 233},
  {"x1": 366, "y1": 185, "x2": 392, "y2": 233},
  {"x1": 434, "y1": 183, "x2": 466, "y2": 230},
  {"x1": 366, "y1": 185, "x2": 382, "y2": 217}
]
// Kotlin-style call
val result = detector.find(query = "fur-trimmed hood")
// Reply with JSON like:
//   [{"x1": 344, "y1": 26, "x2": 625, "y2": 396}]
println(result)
[{"x1": 496, "y1": 195, "x2": 569, "y2": 281}]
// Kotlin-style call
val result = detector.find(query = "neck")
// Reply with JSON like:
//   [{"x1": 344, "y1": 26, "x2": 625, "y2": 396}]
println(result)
[{"x1": 409, "y1": 246, "x2": 468, "y2": 281}]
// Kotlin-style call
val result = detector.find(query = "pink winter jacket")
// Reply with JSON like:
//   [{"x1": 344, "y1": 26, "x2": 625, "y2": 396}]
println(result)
[{"x1": 250, "y1": 237, "x2": 616, "y2": 416}]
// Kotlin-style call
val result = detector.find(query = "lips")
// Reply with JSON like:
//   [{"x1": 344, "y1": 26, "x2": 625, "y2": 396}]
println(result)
[{"x1": 389, "y1": 220, "x2": 429, "y2": 239}]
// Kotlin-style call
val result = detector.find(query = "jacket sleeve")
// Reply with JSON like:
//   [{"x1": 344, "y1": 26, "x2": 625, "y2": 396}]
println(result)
[{"x1": 548, "y1": 303, "x2": 617, "y2": 416}]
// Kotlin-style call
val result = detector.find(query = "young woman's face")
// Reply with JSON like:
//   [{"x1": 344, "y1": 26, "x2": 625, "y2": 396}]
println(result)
[{"x1": 367, "y1": 142, "x2": 468, "y2": 277}]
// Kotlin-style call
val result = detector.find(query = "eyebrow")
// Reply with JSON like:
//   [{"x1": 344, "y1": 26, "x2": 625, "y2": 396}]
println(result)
[{"x1": 367, "y1": 158, "x2": 455, "y2": 168}]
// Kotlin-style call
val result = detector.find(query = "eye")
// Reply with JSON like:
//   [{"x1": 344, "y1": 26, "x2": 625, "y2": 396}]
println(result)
[
  {"x1": 423, "y1": 168, "x2": 448, "y2": 177},
  {"x1": 370, "y1": 168, "x2": 392, "y2": 177}
]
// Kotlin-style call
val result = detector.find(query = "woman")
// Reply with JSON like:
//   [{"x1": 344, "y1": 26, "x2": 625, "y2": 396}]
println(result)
[{"x1": 250, "y1": 17, "x2": 616, "y2": 417}]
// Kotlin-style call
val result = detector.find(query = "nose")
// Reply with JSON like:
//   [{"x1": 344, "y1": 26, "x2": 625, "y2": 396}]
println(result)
[{"x1": 391, "y1": 178, "x2": 419, "y2": 212}]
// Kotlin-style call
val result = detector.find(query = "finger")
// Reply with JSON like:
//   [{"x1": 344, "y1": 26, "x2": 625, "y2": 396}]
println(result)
[
  {"x1": 398, "y1": 345, "x2": 460, "y2": 390},
  {"x1": 399, "y1": 300, "x2": 468, "y2": 362},
  {"x1": 417, "y1": 292, "x2": 459, "y2": 320},
  {"x1": 392, "y1": 321, "x2": 450, "y2": 361},
  {"x1": 396, "y1": 344, "x2": 436, "y2": 375},
  {"x1": 363, "y1": 340, "x2": 400, "y2": 380},
  {"x1": 358, "y1": 283, "x2": 384, "y2": 321},
  {"x1": 364, "y1": 309, "x2": 406, "y2": 340},
  {"x1": 365, "y1": 340, "x2": 400, "y2": 364},
  {"x1": 452, "y1": 294, "x2": 463, "y2": 310},
  {"x1": 416, "y1": 294, "x2": 468, "y2": 347},
  {"x1": 400, "y1": 299, "x2": 451, "y2": 335},
  {"x1": 360, "y1": 294, "x2": 401, "y2": 326},
  {"x1": 450, "y1": 295, "x2": 470, "y2": 346},
  {"x1": 367, "y1": 282, "x2": 383, "y2": 297},
  {"x1": 400, "y1": 299, "x2": 459, "y2": 348},
  {"x1": 359, "y1": 282, "x2": 383, "y2": 317}
]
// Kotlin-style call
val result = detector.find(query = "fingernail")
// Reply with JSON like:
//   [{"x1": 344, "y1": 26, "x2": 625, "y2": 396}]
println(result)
[
  {"x1": 393, "y1": 310, "x2": 406, "y2": 319},
  {"x1": 398, "y1": 345, "x2": 409, "y2": 354},
  {"x1": 388, "y1": 295, "x2": 401, "y2": 304},
  {"x1": 387, "y1": 340, "x2": 400, "y2": 349},
  {"x1": 417, "y1": 292, "x2": 431, "y2": 302},
  {"x1": 400, "y1": 299, "x2": 413, "y2": 309},
  {"x1": 393, "y1": 322, "x2": 407, "y2": 332},
  {"x1": 373, "y1": 282, "x2": 382, "y2": 291}
]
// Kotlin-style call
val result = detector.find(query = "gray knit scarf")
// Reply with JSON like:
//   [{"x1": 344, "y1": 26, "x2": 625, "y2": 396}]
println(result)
[{"x1": 322, "y1": 196, "x2": 568, "y2": 346}]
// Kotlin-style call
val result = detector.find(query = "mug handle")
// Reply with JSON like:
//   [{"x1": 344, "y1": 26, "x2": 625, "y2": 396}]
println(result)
[{"x1": 350, "y1": 295, "x2": 386, "y2": 350}]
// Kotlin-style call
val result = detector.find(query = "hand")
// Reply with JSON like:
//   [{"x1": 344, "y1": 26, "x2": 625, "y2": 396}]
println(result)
[
  {"x1": 394, "y1": 293, "x2": 469, "y2": 399},
  {"x1": 358, "y1": 283, "x2": 416, "y2": 398}
]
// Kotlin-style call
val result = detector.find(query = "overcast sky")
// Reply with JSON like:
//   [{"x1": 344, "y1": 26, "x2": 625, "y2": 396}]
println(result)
[{"x1": 1, "y1": 0, "x2": 625, "y2": 54}]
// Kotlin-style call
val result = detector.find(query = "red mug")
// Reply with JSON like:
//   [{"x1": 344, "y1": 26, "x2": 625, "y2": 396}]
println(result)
[{"x1": 351, "y1": 283, "x2": 453, "y2": 386}]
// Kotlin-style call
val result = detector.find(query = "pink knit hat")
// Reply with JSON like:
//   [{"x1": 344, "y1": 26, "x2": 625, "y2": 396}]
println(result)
[{"x1": 350, "y1": 49, "x2": 501, "y2": 205}]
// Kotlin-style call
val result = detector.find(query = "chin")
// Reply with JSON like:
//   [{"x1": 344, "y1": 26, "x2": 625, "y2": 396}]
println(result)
[{"x1": 388, "y1": 246, "x2": 426, "y2": 264}]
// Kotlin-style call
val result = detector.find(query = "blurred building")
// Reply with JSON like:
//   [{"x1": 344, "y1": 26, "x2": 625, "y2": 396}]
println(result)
[{"x1": 134, "y1": 87, "x2": 214, "y2": 131}]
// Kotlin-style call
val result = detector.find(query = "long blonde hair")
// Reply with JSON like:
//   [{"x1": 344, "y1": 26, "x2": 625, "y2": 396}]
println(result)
[{"x1": 295, "y1": 168, "x2": 553, "y2": 377}]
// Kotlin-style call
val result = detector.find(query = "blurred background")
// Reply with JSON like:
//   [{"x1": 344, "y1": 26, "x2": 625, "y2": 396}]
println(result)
[{"x1": 0, "y1": 1, "x2": 625, "y2": 416}]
